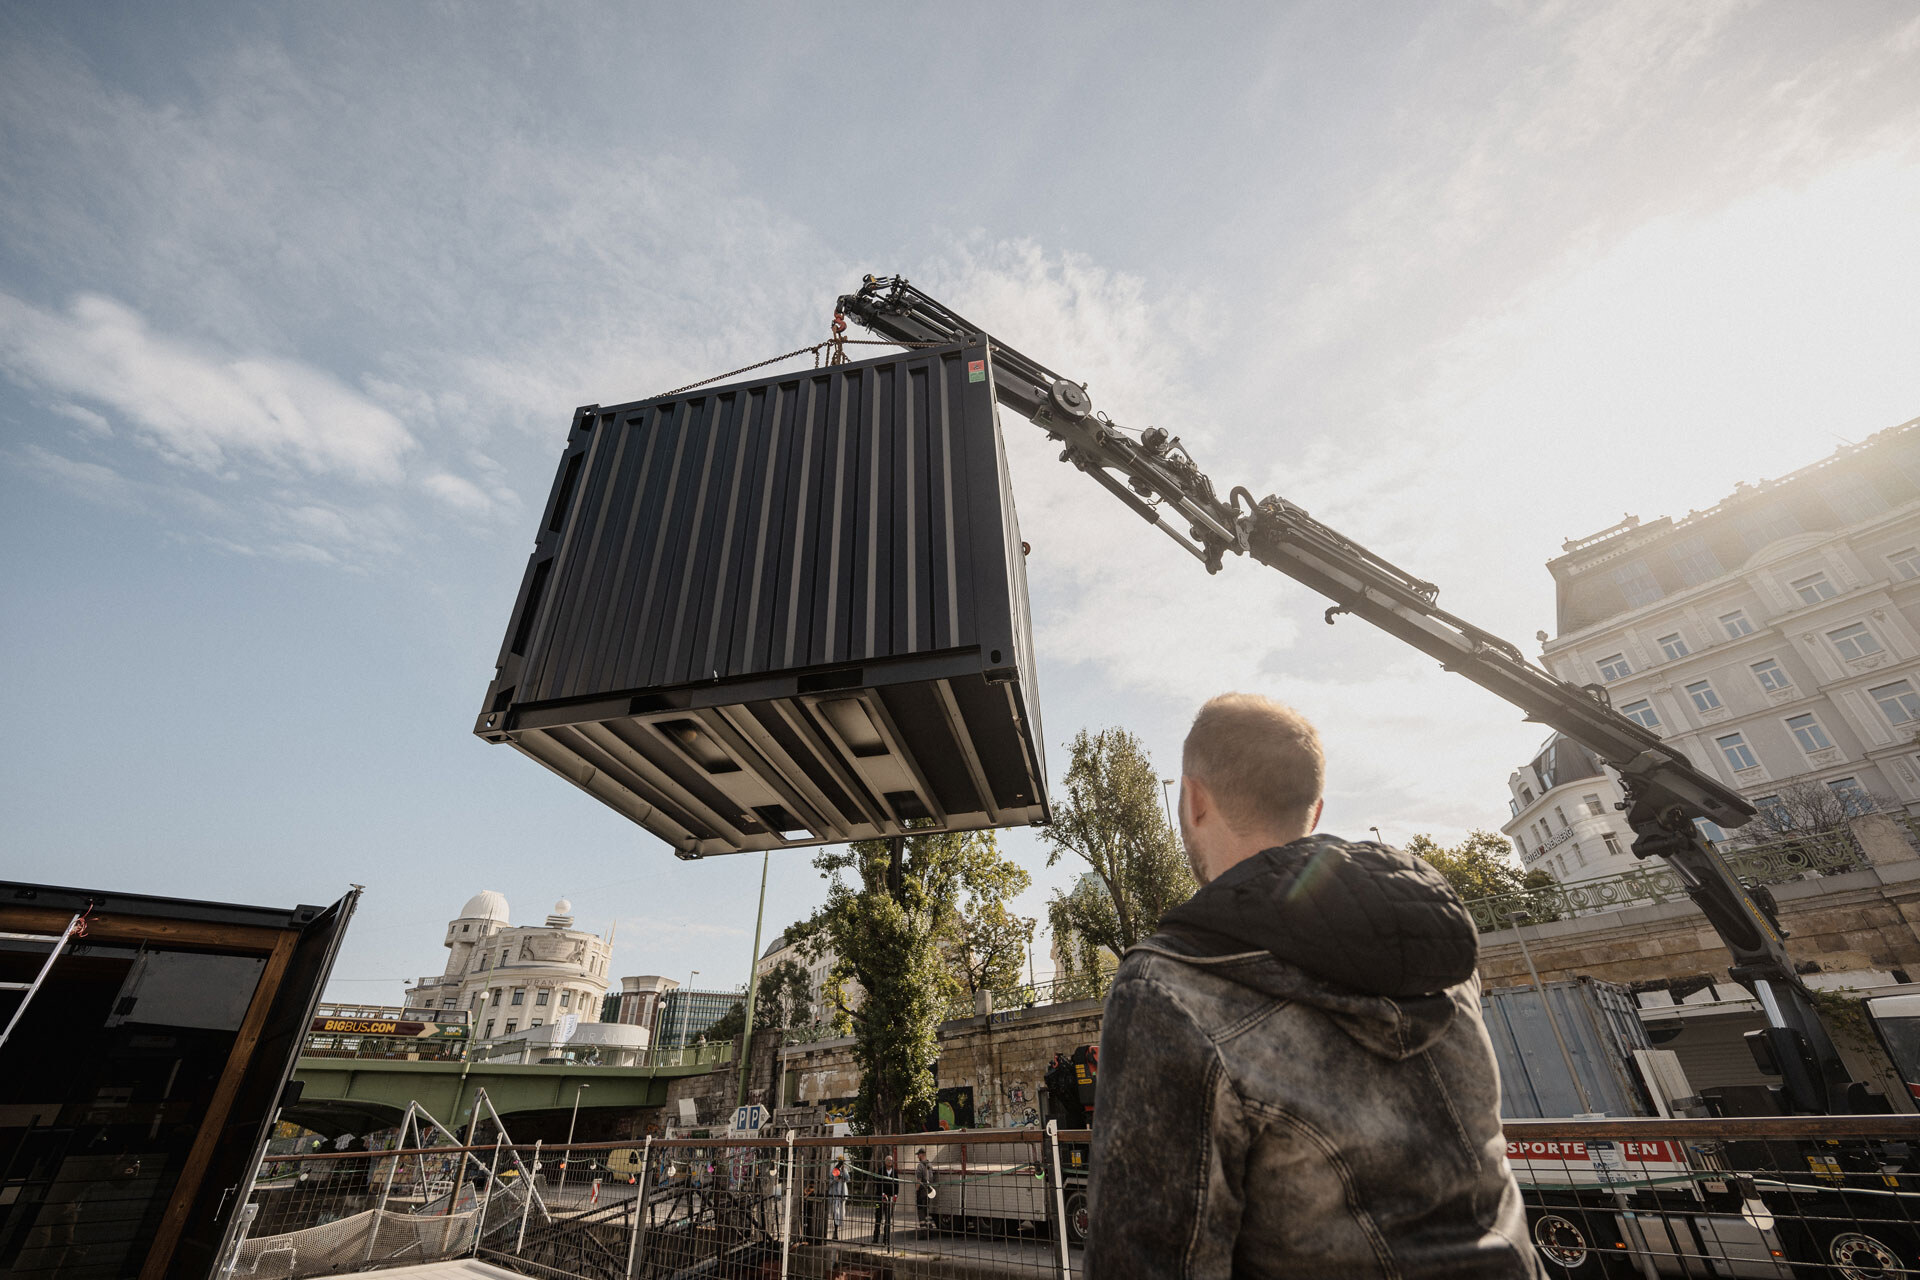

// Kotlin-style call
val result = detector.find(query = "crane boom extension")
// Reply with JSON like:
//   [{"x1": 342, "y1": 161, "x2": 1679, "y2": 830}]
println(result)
[{"x1": 837, "y1": 274, "x2": 1859, "y2": 1112}]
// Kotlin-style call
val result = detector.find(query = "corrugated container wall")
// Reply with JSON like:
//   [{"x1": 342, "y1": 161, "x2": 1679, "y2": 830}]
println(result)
[
  {"x1": 476, "y1": 342, "x2": 1049, "y2": 857},
  {"x1": 1481, "y1": 977, "x2": 1655, "y2": 1118}
]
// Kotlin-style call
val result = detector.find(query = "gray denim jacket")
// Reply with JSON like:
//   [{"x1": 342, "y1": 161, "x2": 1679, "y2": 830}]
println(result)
[{"x1": 1084, "y1": 835, "x2": 1541, "y2": 1279}]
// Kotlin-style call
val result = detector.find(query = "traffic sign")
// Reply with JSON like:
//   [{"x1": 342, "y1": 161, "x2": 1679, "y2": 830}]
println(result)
[{"x1": 729, "y1": 1104, "x2": 767, "y2": 1134}]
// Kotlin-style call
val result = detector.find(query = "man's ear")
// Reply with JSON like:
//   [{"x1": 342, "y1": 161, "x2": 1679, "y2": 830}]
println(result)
[
  {"x1": 1181, "y1": 774, "x2": 1210, "y2": 827},
  {"x1": 1309, "y1": 798, "x2": 1324, "y2": 832}
]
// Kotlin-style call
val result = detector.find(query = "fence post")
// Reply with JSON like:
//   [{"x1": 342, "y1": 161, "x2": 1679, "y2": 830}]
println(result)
[
  {"x1": 516, "y1": 1140, "x2": 542, "y2": 1254},
  {"x1": 1045, "y1": 1121, "x2": 1072, "y2": 1280},
  {"x1": 472, "y1": 1141, "x2": 503, "y2": 1257},
  {"x1": 625, "y1": 1136, "x2": 654, "y2": 1280},
  {"x1": 363, "y1": 1134, "x2": 404, "y2": 1265},
  {"x1": 778, "y1": 1131, "x2": 796, "y2": 1280}
]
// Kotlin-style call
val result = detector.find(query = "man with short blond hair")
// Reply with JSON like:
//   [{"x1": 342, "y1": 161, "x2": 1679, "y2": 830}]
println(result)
[{"x1": 1086, "y1": 693, "x2": 1540, "y2": 1279}]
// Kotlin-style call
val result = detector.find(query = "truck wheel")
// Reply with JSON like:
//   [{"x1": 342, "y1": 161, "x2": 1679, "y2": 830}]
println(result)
[
  {"x1": 1529, "y1": 1210, "x2": 1614, "y2": 1275},
  {"x1": 1824, "y1": 1228, "x2": 1905, "y2": 1280},
  {"x1": 1065, "y1": 1191, "x2": 1090, "y2": 1247}
]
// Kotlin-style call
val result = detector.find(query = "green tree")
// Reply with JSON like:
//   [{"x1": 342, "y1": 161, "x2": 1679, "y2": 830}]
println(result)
[
  {"x1": 1405, "y1": 830, "x2": 1558, "y2": 929},
  {"x1": 788, "y1": 829, "x2": 1027, "y2": 1134},
  {"x1": 1042, "y1": 727, "x2": 1196, "y2": 979},
  {"x1": 699, "y1": 958, "x2": 813, "y2": 1042},
  {"x1": 943, "y1": 854, "x2": 1035, "y2": 1001}
]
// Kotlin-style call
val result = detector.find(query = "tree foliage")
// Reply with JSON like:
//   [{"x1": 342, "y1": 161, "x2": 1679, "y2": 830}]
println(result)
[
  {"x1": 1041, "y1": 727, "x2": 1196, "y2": 977},
  {"x1": 700, "y1": 958, "x2": 813, "y2": 1043},
  {"x1": 1405, "y1": 830, "x2": 1559, "y2": 928},
  {"x1": 787, "y1": 829, "x2": 1031, "y2": 1134},
  {"x1": 1739, "y1": 779, "x2": 1883, "y2": 844}
]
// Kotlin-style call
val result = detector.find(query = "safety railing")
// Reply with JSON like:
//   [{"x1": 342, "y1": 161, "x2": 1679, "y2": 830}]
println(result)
[
  {"x1": 1463, "y1": 827, "x2": 1869, "y2": 933},
  {"x1": 226, "y1": 1115, "x2": 1920, "y2": 1279}
]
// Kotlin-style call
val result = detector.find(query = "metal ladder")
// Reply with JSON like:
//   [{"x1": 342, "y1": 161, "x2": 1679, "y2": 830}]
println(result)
[{"x1": 0, "y1": 913, "x2": 87, "y2": 1051}]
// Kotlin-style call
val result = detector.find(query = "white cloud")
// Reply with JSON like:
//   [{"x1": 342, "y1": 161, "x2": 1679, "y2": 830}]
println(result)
[
  {"x1": 0, "y1": 292, "x2": 417, "y2": 482},
  {"x1": 422, "y1": 471, "x2": 493, "y2": 514}
]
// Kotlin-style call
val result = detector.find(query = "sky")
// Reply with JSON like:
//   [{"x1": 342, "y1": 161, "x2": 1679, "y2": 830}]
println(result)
[{"x1": 3, "y1": 2, "x2": 1918, "y2": 1002}]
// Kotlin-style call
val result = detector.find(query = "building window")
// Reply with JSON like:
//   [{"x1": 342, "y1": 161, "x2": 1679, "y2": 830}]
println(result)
[
  {"x1": 1820, "y1": 473, "x2": 1889, "y2": 521},
  {"x1": 443, "y1": 998, "x2": 456, "y2": 1009},
  {"x1": 1720, "y1": 611, "x2": 1755, "y2": 638},
  {"x1": 1515, "y1": 834, "x2": 1530, "y2": 856},
  {"x1": 1571, "y1": 842, "x2": 1586, "y2": 867},
  {"x1": 1509, "y1": 797, "x2": 1522, "y2": 818},
  {"x1": 536, "y1": 990, "x2": 550, "y2": 1006},
  {"x1": 1612, "y1": 560, "x2": 1664, "y2": 608},
  {"x1": 505, "y1": 1021, "x2": 516, "y2": 1034},
  {"x1": 1519, "y1": 784, "x2": 1534, "y2": 803},
  {"x1": 1669, "y1": 534, "x2": 1722, "y2": 587},
  {"x1": 1828, "y1": 776, "x2": 1873, "y2": 815},
  {"x1": 511, "y1": 988, "x2": 525, "y2": 1006},
  {"x1": 1828, "y1": 622, "x2": 1882, "y2": 661},
  {"x1": 1750, "y1": 658, "x2": 1792, "y2": 693},
  {"x1": 1717, "y1": 732, "x2": 1759, "y2": 771},
  {"x1": 1620, "y1": 699, "x2": 1660, "y2": 728},
  {"x1": 1871, "y1": 679, "x2": 1920, "y2": 725},
  {"x1": 1598, "y1": 654, "x2": 1633, "y2": 681},
  {"x1": 1786, "y1": 713, "x2": 1833, "y2": 753},
  {"x1": 532, "y1": 1018, "x2": 543, "y2": 1027},
  {"x1": 462, "y1": 924, "x2": 471, "y2": 933},
  {"x1": 1756, "y1": 793, "x2": 1786, "y2": 823},
  {"x1": 1537, "y1": 820, "x2": 1551, "y2": 843},
  {"x1": 1737, "y1": 505, "x2": 1801, "y2": 554},
  {"x1": 484, "y1": 1019, "x2": 495, "y2": 1036},
  {"x1": 1696, "y1": 818, "x2": 1727, "y2": 843},
  {"x1": 1686, "y1": 680, "x2": 1722, "y2": 712},
  {"x1": 1888, "y1": 548, "x2": 1920, "y2": 581},
  {"x1": 491, "y1": 988, "x2": 502, "y2": 1006},
  {"x1": 560, "y1": 991, "x2": 572, "y2": 1008},
  {"x1": 1583, "y1": 793, "x2": 1605, "y2": 816},
  {"x1": 1553, "y1": 805, "x2": 1570, "y2": 829},
  {"x1": 1602, "y1": 832, "x2": 1624, "y2": 858},
  {"x1": 1657, "y1": 633, "x2": 1690, "y2": 660},
  {"x1": 1791, "y1": 572, "x2": 1838, "y2": 605}
]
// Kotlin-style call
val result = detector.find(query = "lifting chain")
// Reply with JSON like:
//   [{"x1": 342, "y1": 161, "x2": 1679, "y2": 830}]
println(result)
[{"x1": 650, "y1": 312, "x2": 944, "y2": 400}]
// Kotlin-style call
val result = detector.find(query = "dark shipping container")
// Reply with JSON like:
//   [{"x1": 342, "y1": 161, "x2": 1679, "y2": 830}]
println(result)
[{"x1": 476, "y1": 341, "x2": 1048, "y2": 857}]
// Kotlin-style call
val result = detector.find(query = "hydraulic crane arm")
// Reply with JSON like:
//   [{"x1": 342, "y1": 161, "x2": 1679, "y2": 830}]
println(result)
[{"x1": 837, "y1": 274, "x2": 1857, "y2": 1112}]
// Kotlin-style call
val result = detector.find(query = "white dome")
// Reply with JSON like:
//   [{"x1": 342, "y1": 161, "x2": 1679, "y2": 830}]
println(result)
[
  {"x1": 459, "y1": 890, "x2": 510, "y2": 923},
  {"x1": 553, "y1": 897, "x2": 573, "y2": 916}
]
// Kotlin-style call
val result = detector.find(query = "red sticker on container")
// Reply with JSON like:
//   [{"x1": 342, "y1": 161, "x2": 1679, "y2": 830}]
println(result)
[{"x1": 968, "y1": 359, "x2": 986, "y2": 382}]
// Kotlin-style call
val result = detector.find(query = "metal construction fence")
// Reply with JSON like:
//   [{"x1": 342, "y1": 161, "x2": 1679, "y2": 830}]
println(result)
[{"x1": 224, "y1": 1116, "x2": 1920, "y2": 1279}]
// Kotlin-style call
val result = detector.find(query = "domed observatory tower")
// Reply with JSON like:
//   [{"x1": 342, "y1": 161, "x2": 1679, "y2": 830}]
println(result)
[{"x1": 405, "y1": 892, "x2": 613, "y2": 1040}]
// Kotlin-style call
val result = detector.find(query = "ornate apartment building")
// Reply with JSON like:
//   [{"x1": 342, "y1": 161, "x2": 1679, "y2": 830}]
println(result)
[
  {"x1": 1501, "y1": 733, "x2": 1643, "y2": 883},
  {"x1": 404, "y1": 891, "x2": 614, "y2": 1039},
  {"x1": 1532, "y1": 418, "x2": 1920, "y2": 843}
]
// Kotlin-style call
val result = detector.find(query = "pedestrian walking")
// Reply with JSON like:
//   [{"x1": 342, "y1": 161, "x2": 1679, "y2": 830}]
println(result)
[
  {"x1": 1086, "y1": 693, "x2": 1543, "y2": 1278},
  {"x1": 827, "y1": 1157, "x2": 848, "y2": 1240},
  {"x1": 914, "y1": 1148, "x2": 936, "y2": 1230},
  {"x1": 869, "y1": 1152, "x2": 897, "y2": 1246}
]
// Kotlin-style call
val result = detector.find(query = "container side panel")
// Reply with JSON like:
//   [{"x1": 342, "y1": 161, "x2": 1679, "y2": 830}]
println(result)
[{"x1": 477, "y1": 341, "x2": 1050, "y2": 855}]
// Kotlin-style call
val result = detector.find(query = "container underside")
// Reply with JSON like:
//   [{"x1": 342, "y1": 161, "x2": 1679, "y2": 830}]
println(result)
[{"x1": 485, "y1": 652, "x2": 1046, "y2": 857}]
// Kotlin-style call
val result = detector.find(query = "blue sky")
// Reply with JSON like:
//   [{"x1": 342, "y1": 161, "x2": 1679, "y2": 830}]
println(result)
[{"x1": 4, "y1": 3, "x2": 1918, "y2": 1001}]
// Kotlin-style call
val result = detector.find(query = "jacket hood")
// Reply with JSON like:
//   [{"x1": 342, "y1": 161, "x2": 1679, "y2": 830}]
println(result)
[{"x1": 1148, "y1": 834, "x2": 1480, "y2": 1059}]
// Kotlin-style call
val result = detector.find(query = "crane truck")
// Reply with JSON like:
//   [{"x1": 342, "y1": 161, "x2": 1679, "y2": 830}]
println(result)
[{"x1": 831, "y1": 275, "x2": 1914, "y2": 1274}]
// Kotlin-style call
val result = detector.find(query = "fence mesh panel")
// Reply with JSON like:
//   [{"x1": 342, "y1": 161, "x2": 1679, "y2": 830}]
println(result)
[{"x1": 234, "y1": 1117, "x2": 1920, "y2": 1279}]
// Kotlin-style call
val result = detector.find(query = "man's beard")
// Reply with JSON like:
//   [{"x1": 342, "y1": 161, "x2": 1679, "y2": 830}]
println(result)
[{"x1": 1180, "y1": 814, "x2": 1210, "y2": 887}]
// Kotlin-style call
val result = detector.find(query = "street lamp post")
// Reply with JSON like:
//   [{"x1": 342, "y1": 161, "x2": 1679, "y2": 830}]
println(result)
[
  {"x1": 1160, "y1": 778, "x2": 1178, "y2": 833},
  {"x1": 560, "y1": 1083, "x2": 590, "y2": 1195},
  {"x1": 1368, "y1": 826, "x2": 1382, "y2": 844}
]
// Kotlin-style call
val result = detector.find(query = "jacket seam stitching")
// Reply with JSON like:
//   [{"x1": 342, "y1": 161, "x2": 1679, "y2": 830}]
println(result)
[
  {"x1": 1210, "y1": 996, "x2": 1291, "y2": 1045},
  {"x1": 1181, "y1": 1053, "x2": 1227, "y2": 1278},
  {"x1": 1249, "y1": 1103, "x2": 1401, "y2": 1280},
  {"x1": 1128, "y1": 942, "x2": 1271, "y2": 966}
]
